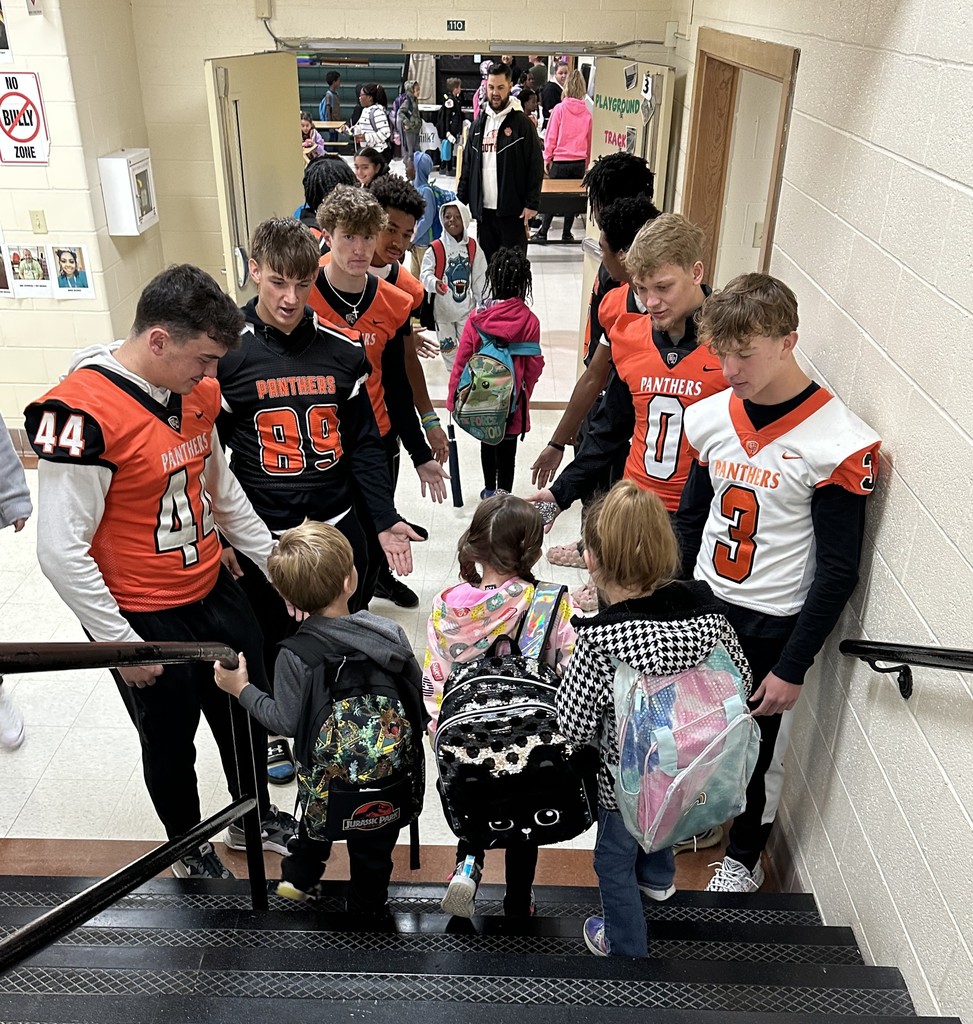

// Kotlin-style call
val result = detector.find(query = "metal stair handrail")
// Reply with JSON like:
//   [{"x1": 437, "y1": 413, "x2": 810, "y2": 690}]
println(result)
[
  {"x1": 839, "y1": 639, "x2": 973, "y2": 700},
  {"x1": 0, "y1": 641, "x2": 268, "y2": 975}
]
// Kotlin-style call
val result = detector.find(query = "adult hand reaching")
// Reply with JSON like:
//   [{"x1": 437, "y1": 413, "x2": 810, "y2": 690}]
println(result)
[
  {"x1": 379, "y1": 521, "x2": 426, "y2": 576},
  {"x1": 417, "y1": 460, "x2": 449, "y2": 503},
  {"x1": 749, "y1": 672, "x2": 802, "y2": 716},
  {"x1": 531, "y1": 445, "x2": 564, "y2": 489}
]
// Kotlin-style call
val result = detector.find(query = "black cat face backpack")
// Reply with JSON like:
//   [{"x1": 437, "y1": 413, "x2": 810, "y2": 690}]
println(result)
[{"x1": 433, "y1": 583, "x2": 598, "y2": 848}]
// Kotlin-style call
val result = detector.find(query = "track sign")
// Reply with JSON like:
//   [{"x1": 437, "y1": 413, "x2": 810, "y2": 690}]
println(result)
[{"x1": 0, "y1": 72, "x2": 50, "y2": 165}]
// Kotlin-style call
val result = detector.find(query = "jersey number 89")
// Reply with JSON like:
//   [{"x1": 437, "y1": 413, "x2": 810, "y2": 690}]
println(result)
[{"x1": 255, "y1": 405, "x2": 342, "y2": 475}]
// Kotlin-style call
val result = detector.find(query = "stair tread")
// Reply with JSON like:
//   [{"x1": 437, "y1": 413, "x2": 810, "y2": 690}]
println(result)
[{"x1": 0, "y1": 996, "x2": 954, "y2": 1024}]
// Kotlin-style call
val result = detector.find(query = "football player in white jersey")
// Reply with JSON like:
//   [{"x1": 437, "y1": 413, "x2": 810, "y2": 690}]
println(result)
[{"x1": 675, "y1": 273, "x2": 881, "y2": 893}]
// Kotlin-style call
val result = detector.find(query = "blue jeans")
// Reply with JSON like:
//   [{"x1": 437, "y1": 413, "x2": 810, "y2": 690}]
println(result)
[{"x1": 593, "y1": 805, "x2": 675, "y2": 956}]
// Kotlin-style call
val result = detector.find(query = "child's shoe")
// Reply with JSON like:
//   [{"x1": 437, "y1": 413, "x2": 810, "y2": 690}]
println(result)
[
  {"x1": 583, "y1": 915, "x2": 609, "y2": 956},
  {"x1": 571, "y1": 580, "x2": 599, "y2": 613},
  {"x1": 276, "y1": 879, "x2": 312, "y2": 903},
  {"x1": 638, "y1": 881, "x2": 676, "y2": 902},
  {"x1": 503, "y1": 888, "x2": 536, "y2": 916},
  {"x1": 441, "y1": 854, "x2": 482, "y2": 918},
  {"x1": 547, "y1": 541, "x2": 585, "y2": 568}
]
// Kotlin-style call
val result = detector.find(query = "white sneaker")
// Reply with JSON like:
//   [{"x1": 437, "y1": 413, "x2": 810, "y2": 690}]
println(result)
[
  {"x1": 638, "y1": 882, "x2": 676, "y2": 902},
  {"x1": 705, "y1": 855, "x2": 765, "y2": 893},
  {"x1": 0, "y1": 684, "x2": 25, "y2": 750}
]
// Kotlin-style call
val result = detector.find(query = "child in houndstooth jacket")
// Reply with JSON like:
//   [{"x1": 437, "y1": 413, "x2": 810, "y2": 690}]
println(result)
[{"x1": 555, "y1": 480, "x2": 749, "y2": 958}]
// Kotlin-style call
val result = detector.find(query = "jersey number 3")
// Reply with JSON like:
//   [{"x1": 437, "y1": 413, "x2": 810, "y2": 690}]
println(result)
[{"x1": 713, "y1": 485, "x2": 759, "y2": 584}]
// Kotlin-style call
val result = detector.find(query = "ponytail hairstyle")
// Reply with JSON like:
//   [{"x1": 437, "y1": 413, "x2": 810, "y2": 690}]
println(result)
[
  {"x1": 486, "y1": 246, "x2": 533, "y2": 304},
  {"x1": 583, "y1": 480, "x2": 679, "y2": 597},
  {"x1": 457, "y1": 494, "x2": 543, "y2": 586}
]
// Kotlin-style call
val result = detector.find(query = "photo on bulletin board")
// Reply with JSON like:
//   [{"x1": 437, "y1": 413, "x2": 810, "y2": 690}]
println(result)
[
  {"x1": 0, "y1": 251, "x2": 10, "y2": 296},
  {"x1": 50, "y1": 243, "x2": 94, "y2": 299},
  {"x1": 129, "y1": 155, "x2": 156, "y2": 226},
  {"x1": 4, "y1": 242, "x2": 52, "y2": 297},
  {"x1": 0, "y1": 2, "x2": 12, "y2": 64}
]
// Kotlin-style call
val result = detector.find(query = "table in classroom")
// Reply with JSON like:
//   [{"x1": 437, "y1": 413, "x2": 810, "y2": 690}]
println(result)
[{"x1": 536, "y1": 179, "x2": 587, "y2": 242}]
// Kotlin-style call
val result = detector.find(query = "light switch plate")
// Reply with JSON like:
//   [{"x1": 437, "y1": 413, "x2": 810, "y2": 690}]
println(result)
[{"x1": 29, "y1": 209, "x2": 48, "y2": 233}]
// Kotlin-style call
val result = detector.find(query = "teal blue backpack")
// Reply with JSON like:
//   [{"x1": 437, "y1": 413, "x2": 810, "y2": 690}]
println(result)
[{"x1": 453, "y1": 328, "x2": 542, "y2": 445}]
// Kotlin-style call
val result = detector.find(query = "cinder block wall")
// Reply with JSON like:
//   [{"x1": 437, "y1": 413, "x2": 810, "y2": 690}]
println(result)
[{"x1": 668, "y1": 0, "x2": 973, "y2": 1016}]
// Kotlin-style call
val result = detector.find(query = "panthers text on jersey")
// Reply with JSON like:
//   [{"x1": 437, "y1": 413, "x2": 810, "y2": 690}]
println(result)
[
  {"x1": 609, "y1": 315, "x2": 728, "y2": 510},
  {"x1": 25, "y1": 369, "x2": 223, "y2": 612},
  {"x1": 685, "y1": 387, "x2": 881, "y2": 616}
]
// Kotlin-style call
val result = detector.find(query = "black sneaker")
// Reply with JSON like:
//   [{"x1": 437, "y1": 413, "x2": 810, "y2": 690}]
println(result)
[
  {"x1": 224, "y1": 804, "x2": 297, "y2": 856},
  {"x1": 528, "y1": 232, "x2": 548, "y2": 245},
  {"x1": 172, "y1": 842, "x2": 233, "y2": 879},
  {"x1": 373, "y1": 576, "x2": 419, "y2": 609}
]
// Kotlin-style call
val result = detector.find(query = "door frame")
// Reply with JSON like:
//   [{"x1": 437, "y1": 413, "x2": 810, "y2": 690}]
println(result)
[{"x1": 681, "y1": 28, "x2": 799, "y2": 276}]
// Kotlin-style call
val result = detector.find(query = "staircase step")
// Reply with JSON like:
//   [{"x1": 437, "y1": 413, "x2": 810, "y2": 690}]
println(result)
[
  {"x1": 3, "y1": 946, "x2": 916, "y2": 1016},
  {"x1": 0, "y1": 908, "x2": 863, "y2": 964},
  {"x1": 0, "y1": 876, "x2": 823, "y2": 925},
  {"x1": 0, "y1": 999, "x2": 955, "y2": 1024}
]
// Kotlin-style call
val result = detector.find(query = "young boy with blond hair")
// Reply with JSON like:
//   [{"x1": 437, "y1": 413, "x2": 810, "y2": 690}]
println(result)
[{"x1": 215, "y1": 520, "x2": 428, "y2": 918}]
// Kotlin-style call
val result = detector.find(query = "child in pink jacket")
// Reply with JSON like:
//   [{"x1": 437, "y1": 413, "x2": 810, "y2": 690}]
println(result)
[{"x1": 447, "y1": 247, "x2": 544, "y2": 498}]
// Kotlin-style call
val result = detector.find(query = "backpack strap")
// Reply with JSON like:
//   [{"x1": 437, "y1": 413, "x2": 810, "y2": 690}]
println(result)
[
  {"x1": 431, "y1": 238, "x2": 446, "y2": 280},
  {"x1": 467, "y1": 238, "x2": 476, "y2": 267},
  {"x1": 516, "y1": 583, "x2": 567, "y2": 661}
]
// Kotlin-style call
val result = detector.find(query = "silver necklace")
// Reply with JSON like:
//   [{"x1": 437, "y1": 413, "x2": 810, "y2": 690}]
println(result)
[{"x1": 324, "y1": 266, "x2": 367, "y2": 325}]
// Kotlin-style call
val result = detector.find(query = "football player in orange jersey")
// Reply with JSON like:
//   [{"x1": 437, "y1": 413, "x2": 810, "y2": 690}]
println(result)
[
  {"x1": 528, "y1": 214, "x2": 727, "y2": 535},
  {"x1": 676, "y1": 274, "x2": 880, "y2": 894},
  {"x1": 25, "y1": 265, "x2": 296, "y2": 878}
]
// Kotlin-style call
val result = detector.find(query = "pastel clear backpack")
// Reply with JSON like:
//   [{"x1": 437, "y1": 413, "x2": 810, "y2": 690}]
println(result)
[{"x1": 610, "y1": 642, "x2": 760, "y2": 852}]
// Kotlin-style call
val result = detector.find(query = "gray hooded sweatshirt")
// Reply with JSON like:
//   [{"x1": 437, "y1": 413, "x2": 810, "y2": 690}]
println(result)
[{"x1": 239, "y1": 610, "x2": 427, "y2": 739}]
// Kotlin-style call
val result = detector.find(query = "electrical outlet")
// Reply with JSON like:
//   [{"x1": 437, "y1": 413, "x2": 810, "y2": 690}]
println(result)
[
  {"x1": 29, "y1": 209, "x2": 48, "y2": 233},
  {"x1": 255, "y1": 0, "x2": 273, "y2": 18},
  {"x1": 752, "y1": 220, "x2": 764, "y2": 248}
]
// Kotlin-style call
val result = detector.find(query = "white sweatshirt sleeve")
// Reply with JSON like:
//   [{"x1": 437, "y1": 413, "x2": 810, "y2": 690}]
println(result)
[
  {"x1": 36, "y1": 460, "x2": 143, "y2": 643},
  {"x1": 204, "y1": 428, "x2": 275, "y2": 577}
]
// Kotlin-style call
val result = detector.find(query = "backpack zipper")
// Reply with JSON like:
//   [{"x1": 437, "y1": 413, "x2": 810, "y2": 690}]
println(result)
[{"x1": 433, "y1": 699, "x2": 560, "y2": 755}]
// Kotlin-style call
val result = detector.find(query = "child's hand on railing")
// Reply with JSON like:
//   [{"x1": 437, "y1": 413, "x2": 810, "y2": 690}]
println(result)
[{"x1": 214, "y1": 652, "x2": 249, "y2": 698}]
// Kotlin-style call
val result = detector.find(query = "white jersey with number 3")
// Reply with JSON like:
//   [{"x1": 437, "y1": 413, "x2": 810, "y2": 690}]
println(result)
[{"x1": 685, "y1": 388, "x2": 881, "y2": 616}]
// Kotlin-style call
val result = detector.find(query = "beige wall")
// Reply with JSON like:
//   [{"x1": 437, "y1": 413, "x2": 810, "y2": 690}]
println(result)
[
  {"x1": 0, "y1": 2, "x2": 970, "y2": 1013},
  {"x1": 669, "y1": 0, "x2": 973, "y2": 1017},
  {"x1": 0, "y1": 0, "x2": 162, "y2": 427}
]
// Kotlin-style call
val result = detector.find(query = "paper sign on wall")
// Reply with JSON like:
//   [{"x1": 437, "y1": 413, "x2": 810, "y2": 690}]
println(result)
[
  {"x1": 50, "y1": 243, "x2": 94, "y2": 299},
  {"x1": 0, "y1": 71, "x2": 49, "y2": 164},
  {"x1": 3, "y1": 242, "x2": 52, "y2": 297},
  {"x1": 25, "y1": 0, "x2": 42, "y2": 14},
  {"x1": 0, "y1": 2, "x2": 12, "y2": 64}
]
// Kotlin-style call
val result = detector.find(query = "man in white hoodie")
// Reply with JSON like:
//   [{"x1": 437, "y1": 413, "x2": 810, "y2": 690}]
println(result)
[
  {"x1": 419, "y1": 199, "x2": 488, "y2": 369},
  {"x1": 457, "y1": 61, "x2": 544, "y2": 262},
  {"x1": 23, "y1": 264, "x2": 296, "y2": 879}
]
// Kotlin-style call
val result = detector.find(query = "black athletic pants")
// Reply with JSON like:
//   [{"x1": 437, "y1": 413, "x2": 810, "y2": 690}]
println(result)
[
  {"x1": 455, "y1": 838, "x2": 538, "y2": 915},
  {"x1": 112, "y1": 567, "x2": 271, "y2": 839},
  {"x1": 282, "y1": 816, "x2": 400, "y2": 913},
  {"x1": 480, "y1": 436, "x2": 519, "y2": 493},
  {"x1": 537, "y1": 159, "x2": 586, "y2": 239},
  {"x1": 357, "y1": 432, "x2": 402, "y2": 606},
  {"x1": 725, "y1": 632, "x2": 792, "y2": 871},
  {"x1": 476, "y1": 210, "x2": 528, "y2": 262},
  {"x1": 234, "y1": 511, "x2": 371, "y2": 683}
]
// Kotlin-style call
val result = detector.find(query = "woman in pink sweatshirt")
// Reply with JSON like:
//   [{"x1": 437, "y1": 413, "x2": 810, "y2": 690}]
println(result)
[
  {"x1": 447, "y1": 247, "x2": 544, "y2": 498},
  {"x1": 531, "y1": 70, "x2": 593, "y2": 244}
]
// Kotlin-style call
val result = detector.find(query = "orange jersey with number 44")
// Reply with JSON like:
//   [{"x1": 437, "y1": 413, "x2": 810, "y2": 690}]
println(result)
[
  {"x1": 25, "y1": 370, "x2": 223, "y2": 613},
  {"x1": 610, "y1": 318, "x2": 728, "y2": 510}
]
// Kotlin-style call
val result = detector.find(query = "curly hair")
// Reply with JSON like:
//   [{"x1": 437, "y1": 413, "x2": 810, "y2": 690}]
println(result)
[
  {"x1": 303, "y1": 155, "x2": 356, "y2": 216},
  {"x1": 582, "y1": 152, "x2": 656, "y2": 225},
  {"x1": 317, "y1": 184, "x2": 388, "y2": 236},
  {"x1": 486, "y1": 246, "x2": 532, "y2": 303},
  {"x1": 367, "y1": 173, "x2": 425, "y2": 221},
  {"x1": 599, "y1": 194, "x2": 662, "y2": 254}
]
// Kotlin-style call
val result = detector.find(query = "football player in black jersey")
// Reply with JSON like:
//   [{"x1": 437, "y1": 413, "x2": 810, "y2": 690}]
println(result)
[{"x1": 217, "y1": 217, "x2": 423, "y2": 685}]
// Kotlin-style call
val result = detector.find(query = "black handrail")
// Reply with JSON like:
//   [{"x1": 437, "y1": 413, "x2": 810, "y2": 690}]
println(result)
[
  {"x1": 839, "y1": 639, "x2": 973, "y2": 700},
  {"x1": 0, "y1": 641, "x2": 269, "y2": 975},
  {"x1": 0, "y1": 797, "x2": 254, "y2": 973}
]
